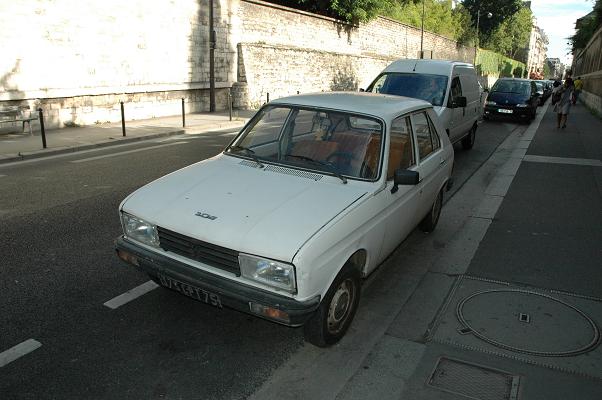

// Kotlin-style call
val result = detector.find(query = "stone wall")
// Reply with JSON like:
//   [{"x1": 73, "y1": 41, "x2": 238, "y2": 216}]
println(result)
[
  {"x1": 572, "y1": 27, "x2": 602, "y2": 115},
  {"x1": 1, "y1": 0, "x2": 477, "y2": 129},
  {"x1": 233, "y1": 0, "x2": 475, "y2": 108},
  {"x1": 0, "y1": 0, "x2": 235, "y2": 129}
]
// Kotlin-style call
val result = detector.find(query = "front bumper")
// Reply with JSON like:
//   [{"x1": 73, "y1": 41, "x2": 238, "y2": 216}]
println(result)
[
  {"x1": 484, "y1": 105, "x2": 533, "y2": 119},
  {"x1": 115, "y1": 236, "x2": 320, "y2": 327}
]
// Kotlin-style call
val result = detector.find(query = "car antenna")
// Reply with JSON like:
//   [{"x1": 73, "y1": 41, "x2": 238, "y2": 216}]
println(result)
[{"x1": 413, "y1": 60, "x2": 419, "y2": 72}]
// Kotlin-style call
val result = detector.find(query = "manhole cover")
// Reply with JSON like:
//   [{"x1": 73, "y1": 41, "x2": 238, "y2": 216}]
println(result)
[
  {"x1": 457, "y1": 289, "x2": 600, "y2": 356},
  {"x1": 428, "y1": 357, "x2": 520, "y2": 400}
]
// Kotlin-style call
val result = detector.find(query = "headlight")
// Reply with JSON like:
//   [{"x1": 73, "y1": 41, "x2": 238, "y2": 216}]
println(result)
[
  {"x1": 121, "y1": 212, "x2": 160, "y2": 247},
  {"x1": 515, "y1": 104, "x2": 528, "y2": 107},
  {"x1": 239, "y1": 254, "x2": 296, "y2": 293},
  {"x1": 485, "y1": 101, "x2": 497, "y2": 105}
]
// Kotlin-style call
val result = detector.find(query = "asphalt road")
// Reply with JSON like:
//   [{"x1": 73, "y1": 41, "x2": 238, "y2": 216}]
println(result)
[{"x1": 0, "y1": 120, "x2": 521, "y2": 400}]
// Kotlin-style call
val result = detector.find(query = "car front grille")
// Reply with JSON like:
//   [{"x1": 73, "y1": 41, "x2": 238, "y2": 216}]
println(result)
[{"x1": 157, "y1": 227, "x2": 240, "y2": 276}]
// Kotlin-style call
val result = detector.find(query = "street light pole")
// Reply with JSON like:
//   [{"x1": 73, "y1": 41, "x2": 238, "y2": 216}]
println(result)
[{"x1": 420, "y1": 0, "x2": 425, "y2": 59}]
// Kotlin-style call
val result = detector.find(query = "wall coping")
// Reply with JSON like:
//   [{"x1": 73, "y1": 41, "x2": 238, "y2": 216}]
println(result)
[
  {"x1": 240, "y1": 41, "x2": 397, "y2": 61},
  {"x1": 242, "y1": 0, "x2": 356, "y2": 26}
]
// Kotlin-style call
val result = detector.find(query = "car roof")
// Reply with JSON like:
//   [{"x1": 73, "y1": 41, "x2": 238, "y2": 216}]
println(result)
[
  {"x1": 382, "y1": 59, "x2": 474, "y2": 75},
  {"x1": 270, "y1": 92, "x2": 431, "y2": 121},
  {"x1": 496, "y1": 77, "x2": 531, "y2": 82}
]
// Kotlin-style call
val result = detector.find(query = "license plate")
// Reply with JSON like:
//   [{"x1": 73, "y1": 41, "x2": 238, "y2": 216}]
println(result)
[
  {"x1": 158, "y1": 273, "x2": 222, "y2": 308},
  {"x1": 498, "y1": 109, "x2": 513, "y2": 114}
]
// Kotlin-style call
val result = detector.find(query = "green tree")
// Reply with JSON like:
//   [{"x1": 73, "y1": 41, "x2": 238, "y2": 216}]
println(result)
[
  {"x1": 265, "y1": 0, "x2": 392, "y2": 23},
  {"x1": 570, "y1": 0, "x2": 602, "y2": 50},
  {"x1": 483, "y1": 6, "x2": 532, "y2": 59},
  {"x1": 461, "y1": 0, "x2": 523, "y2": 39},
  {"x1": 381, "y1": 0, "x2": 472, "y2": 42}
]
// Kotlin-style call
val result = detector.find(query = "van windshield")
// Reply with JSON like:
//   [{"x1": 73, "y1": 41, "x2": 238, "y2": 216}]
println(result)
[{"x1": 367, "y1": 73, "x2": 448, "y2": 106}]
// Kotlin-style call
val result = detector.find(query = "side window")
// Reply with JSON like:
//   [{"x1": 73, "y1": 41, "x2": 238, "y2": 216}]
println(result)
[
  {"x1": 413, "y1": 111, "x2": 440, "y2": 161},
  {"x1": 387, "y1": 116, "x2": 415, "y2": 180},
  {"x1": 449, "y1": 77, "x2": 462, "y2": 105}
]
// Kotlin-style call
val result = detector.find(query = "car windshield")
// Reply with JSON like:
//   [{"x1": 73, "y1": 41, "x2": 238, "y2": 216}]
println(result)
[
  {"x1": 225, "y1": 105, "x2": 383, "y2": 181},
  {"x1": 491, "y1": 80, "x2": 530, "y2": 95},
  {"x1": 367, "y1": 73, "x2": 448, "y2": 107}
]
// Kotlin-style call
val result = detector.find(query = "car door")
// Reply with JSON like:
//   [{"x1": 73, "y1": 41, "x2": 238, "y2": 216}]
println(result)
[
  {"x1": 447, "y1": 76, "x2": 464, "y2": 143},
  {"x1": 411, "y1": 110, "x2": 445, "y2": 219},
  {"x1": 379, "y1": 115, "x2": 423, "y2": 260}
]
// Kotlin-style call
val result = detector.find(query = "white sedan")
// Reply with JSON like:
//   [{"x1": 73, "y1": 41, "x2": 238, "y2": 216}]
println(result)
[{"x1": 115, "y1": 92, "x2": 454, "y2": 347}]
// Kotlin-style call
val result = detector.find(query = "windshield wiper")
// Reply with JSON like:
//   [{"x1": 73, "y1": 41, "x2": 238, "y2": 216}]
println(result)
[
  {"x1": 287, "y1": 155, "x2": 347, "y2": 184},
  {"x1": 228, "y1": 145, "x2": 264, "y2": 168}
]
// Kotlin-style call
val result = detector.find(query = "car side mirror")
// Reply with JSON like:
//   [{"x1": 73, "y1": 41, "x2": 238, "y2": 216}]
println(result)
[
  {"x1": 453, "y1": 96, "x2": 467, "y2": 108},
  {"x1": 392, "y1": 169, "x2": 419, "y2": 193}
]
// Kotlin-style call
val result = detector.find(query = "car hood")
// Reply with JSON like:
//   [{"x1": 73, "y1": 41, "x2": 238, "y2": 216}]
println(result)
[
  {"x1": 121, "y1": 155, "x2": 368, "y2": 262},
  {"x1": 488, "y1": 91, "x2": 529, "y2": 106}
]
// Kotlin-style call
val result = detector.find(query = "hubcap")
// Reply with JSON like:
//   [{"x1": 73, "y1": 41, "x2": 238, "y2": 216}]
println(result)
[{"x1": 327, "y1": 280, "x2": 355, "y2": 334}]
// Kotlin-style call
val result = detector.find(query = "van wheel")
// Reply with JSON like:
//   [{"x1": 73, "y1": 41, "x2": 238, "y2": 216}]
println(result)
[
  {"x1": 461, "y1": 124, "x2": 477, "y2": 150},
  {"x1": 304, "y1": 265, "x2": 361, "y2": 347},
  {"x1": 420, "y1": 189, "x2": 443, "y2": 233}
]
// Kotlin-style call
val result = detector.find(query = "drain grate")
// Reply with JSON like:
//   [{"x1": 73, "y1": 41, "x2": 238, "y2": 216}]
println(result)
[{"x1": 428, "y1": 357, "x2": 520, "y2": 400}]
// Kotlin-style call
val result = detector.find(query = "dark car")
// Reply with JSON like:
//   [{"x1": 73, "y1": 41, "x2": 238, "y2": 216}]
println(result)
[
  {"x1": 484, "y1": 78, "x2": 540, "y2": 122},
  {"x1": 534, "y1": 80, "x2": 551, "y2": 104}
]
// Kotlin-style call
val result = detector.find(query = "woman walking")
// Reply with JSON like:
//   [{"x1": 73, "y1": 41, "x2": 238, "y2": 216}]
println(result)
[{"x1": 553, "y1": 78, "x2": 574, "y2": 129}]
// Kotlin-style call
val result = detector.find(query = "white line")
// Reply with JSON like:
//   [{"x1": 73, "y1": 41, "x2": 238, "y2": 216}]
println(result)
[
  {"x1": 523, "y1": 155, "x2": 602, "y2": 167},
  {"x1": 72, "y1": 142, "x2": 186, "y2": 163},
  {"x1": 0, "y1": 339, "x2": 42, "y2": 368},
  {"x1": 103, "y1": 280, "x2": 159, "y2": 309}
]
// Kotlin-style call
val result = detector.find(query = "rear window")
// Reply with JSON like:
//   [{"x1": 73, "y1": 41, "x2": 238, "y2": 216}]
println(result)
[{"x1": 367, "y1": 73, "x2": 448, "y2": 107}]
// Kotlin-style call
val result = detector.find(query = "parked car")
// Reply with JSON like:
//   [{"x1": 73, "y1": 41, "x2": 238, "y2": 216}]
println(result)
[
  {"x1": 533, "y1": 80, "x2": 552, "y2": 105},
  {"x1": 115, "y1": 92, "x2": 454, "y2": 347},
  {"x1": 365, "y1": 59, "x2": 481, "y2": 150},
  {"x1": 484, "y1": 78, "x2": 540, "y2": 122}
]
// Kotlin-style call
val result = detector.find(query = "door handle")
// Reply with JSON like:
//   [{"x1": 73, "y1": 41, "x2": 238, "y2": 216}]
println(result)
[{"x1": 440, "y1": 158, "x2": 446, "y2": 165}]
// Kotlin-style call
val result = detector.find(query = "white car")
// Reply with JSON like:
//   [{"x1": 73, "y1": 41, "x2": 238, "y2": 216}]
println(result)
[
  {"x1": 366, "y1": 59, "x2": 481, "y2": 150},
  {"x1": 115, "y1": 92, "x2": 454, "y2": 347}
]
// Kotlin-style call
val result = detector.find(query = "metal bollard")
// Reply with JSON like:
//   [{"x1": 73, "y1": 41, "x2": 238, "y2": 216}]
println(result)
[
  {"x1": 37, "y1": 108, "x2": 47, "y2": 149},
  {"x1": 297, "y1": 91, "x2": 300, "y2": 95},
  {"x1": 120, "y1": 102, "x2": 126, "y2": 137},
  {"x1": 181, "y1": 98, "x2": 186, "y2": 127},
  {"x1": 228, "y1": 90, "x2": 232, "y2": 121},
  {"x1": 267, "y1": 93, "x2": 270, "y2": 103}
]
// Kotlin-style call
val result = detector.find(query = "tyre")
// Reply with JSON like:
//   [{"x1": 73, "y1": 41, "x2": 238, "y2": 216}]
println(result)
[
  {"x1": 420, "y1": 189, "x2": 443, "y2": 233},
  {"x1": 461, "y1": 124, "x2": 476, "y2": 150},
  {"x1": 303, "y1": 264, "x2": 361, "y2": 347}
]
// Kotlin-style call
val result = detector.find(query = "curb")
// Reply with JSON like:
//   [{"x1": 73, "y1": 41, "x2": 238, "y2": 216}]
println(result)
[
  {"x1": 0, "y1": 118, "x2": 249, "y2": 166},
  {"x1": 0, "y1": 129, "x2": 186, "y2": 165}
]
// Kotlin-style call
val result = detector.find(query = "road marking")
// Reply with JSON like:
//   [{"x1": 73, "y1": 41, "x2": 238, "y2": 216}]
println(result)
[
  {"x1": 71, "y1": 142, "x2": 187, "y2": 163},
  {"x1": 0, "y1": 339, "x2": 42, "y2": 368},
  {"x1": 103, "y1": 280, "x2": 159, "y2": 309},
  {"x1": 523, "y1": 155, "x2": 602, "y2": 167}
]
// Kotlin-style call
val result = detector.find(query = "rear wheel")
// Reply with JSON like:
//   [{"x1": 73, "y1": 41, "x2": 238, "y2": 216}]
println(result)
[
  {"x1": 461, "y1": 124, "x2": 477, "y2": 150},
  {"x1": 420, "y1": 189, "x2": 443, "y2": 233},
  {"x1": 304, "y1": 265, "x2": 361, "y2": 347}
]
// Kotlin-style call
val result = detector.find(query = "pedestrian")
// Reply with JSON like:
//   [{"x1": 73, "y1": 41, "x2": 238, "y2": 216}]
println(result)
[
  {"x1": 553, "y1": 78, "x2": 574, "y2": 129},
  {"x1": 573, "y1": 76, "x2": 583, "y2": 105}
]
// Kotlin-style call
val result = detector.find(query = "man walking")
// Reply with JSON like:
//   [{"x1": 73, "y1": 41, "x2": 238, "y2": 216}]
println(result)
[{"x1": 573, "y1": 77, "x2": 583, "y2": 105}]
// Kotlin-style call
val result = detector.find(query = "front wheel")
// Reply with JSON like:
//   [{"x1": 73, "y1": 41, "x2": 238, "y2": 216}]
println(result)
[
  {"x1": 420, "y1": 189, "x2": 443, "y2": 233},
  {"x1": 461, "y1": 124, "x2": 477, "y2": 150},
  {"x1": 303, "y1": 265, "x2": 361, "y2": 347}
]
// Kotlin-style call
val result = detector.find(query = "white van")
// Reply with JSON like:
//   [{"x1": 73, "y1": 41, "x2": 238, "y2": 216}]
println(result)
[{"x1": 366, "y1": 59, "x2": 481, "y2": 150}]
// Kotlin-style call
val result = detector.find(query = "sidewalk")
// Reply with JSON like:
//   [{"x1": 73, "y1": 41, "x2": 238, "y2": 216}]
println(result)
[
  {"x1": 248, "y1": 101, "x2": 602, "y2": 400},
  {"x1": 0, "y1": 109, "x2": 255, "y2": 164}
]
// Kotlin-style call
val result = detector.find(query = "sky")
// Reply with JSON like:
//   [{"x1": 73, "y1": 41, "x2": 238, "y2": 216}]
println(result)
[{"x1": 529, "y1": 0, "x2": 596, "y2": 65}]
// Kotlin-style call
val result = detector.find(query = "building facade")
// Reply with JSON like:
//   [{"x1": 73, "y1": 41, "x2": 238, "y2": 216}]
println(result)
[{"x1": 526, "y1": 18, "x2": 548, "y2": 79}]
